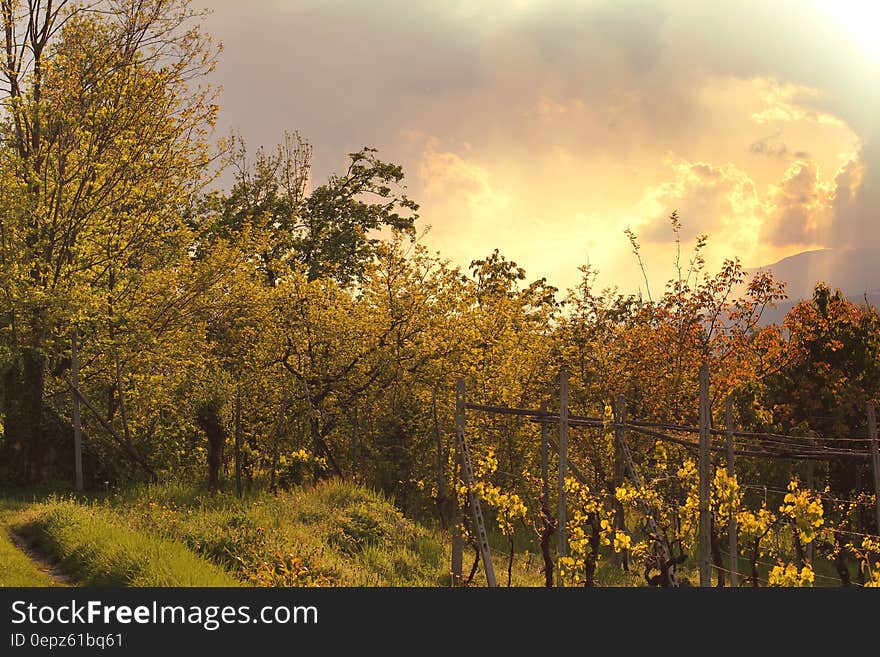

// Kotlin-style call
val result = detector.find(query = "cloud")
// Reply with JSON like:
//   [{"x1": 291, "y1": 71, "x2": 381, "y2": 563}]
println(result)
[
  {"x1": 761, "y1": 160, "x2": 830, "y2": 246},
  {"x1": 828, "y1": 149, "x2": 873, "y2": 245},
  {"x1": 417, "y1": 137, "x2": 508, "y2": 210},
  {"x1": 640, "y1": 160, "x2": 761, "y2": 243},
  {"x1": 641, "y1": 153, "x2": 860, "y2": 254},
  {"x1": 750, "y1": 131, "x2": 810, "y2": 160},
  {"x1": 194, "y1": 0, "x2": 877, "y2": 293},
  {"x1": 530, "y1": 96, "x2": 585, "y2": 117},
  {"x1": 410, "y1": 136, "x2": 514, "y2": 264},
  {"x1": 751, "y1": 82, "x2": 846, "y2": 127}
]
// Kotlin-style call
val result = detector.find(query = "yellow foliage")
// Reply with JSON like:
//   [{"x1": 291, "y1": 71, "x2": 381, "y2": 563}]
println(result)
[
  {"x1": 768, "y1": 562, "x2": 814, "y2": 587},
  {"x1": 779, "y1": 480, "x2": 824, "y2": 545}
]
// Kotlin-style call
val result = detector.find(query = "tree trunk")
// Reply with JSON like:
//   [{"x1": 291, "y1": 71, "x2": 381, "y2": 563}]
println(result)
[
  {"x1": 311, "y1": 416, "x2": 322, "y2": 485},
  {"x1": 196, "y1": 402, "x2": 227, "y2": 493},
  {"x1": 464, "y1": 545, "x2": 480, "y2": 586},
  {"x1": 585, "y1": 516, "x2": 600, "y2": 587},
  {"x1": 309, "y1": 417, "x2": 343, "y2": 482},
  {"x1": 750, "y1": 539, "x2": 760, "y2": 588},
  {"x1": 833, "y1": 549, "x2": 851, "y2": 587},
  {"x1": 507, "y1": 535, "x2": 514, "y2": 587},
  {"x1": 234, "y1": 390, "x2": 242, "y2": 497},
  {"x1": 23, "y1": 347, "x2": 46, "y2": 485},
  {"x1": 710, "y1": 519, "x2": 725, "y2": 587},
  {"x1": 539, "y1": 503, "x2": 555, "y2": 587}
]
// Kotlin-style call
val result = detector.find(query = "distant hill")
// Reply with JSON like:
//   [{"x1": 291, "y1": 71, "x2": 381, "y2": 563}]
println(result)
[{"x1": 751, "y1": 248, "x2": 880, "y2": 325}]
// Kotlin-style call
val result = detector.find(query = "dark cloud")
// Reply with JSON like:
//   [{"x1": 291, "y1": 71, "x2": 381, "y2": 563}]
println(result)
[
  {"x1": 197, "y1": 1, "x2": 487, "y2": 177},
  {"x1": 750, "y1": 132, "x2": 789, "y2": 159},
  {"x1": 831, "y1": 144, "x2": 877, "y2": 245},
  {"x1": 197, "y1": 0, "x2": 700, "y2": 175},
  {"x1": 520, "y1": 0, "x2": 668, "y2": 73}
]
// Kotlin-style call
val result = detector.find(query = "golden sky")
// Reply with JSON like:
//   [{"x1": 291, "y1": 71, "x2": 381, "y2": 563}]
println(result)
[{"x1": 196, "y1": 0, "x2": 880, "y2": 297}]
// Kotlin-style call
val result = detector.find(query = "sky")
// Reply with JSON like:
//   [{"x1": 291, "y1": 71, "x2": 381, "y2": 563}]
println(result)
[{"x1": 193, "y1": 0, "x2": 880, "y2": 297}]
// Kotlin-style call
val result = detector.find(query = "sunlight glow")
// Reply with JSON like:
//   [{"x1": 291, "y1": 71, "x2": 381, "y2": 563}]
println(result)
[{"x1": 814, "y1": 0, "x2": 880, "y2": 60}]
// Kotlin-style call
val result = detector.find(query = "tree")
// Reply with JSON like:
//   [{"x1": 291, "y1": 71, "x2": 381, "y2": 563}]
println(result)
[
  {"x1": 0, "y1": 0, "x2": 218, "y2": 483},
  {"x1": 763, "y1": 284, "x2": 880, "y2": 438},
  {"x1": 755, "y1": 284, "x2": 880, "y2": 578},
  {"x1": 214, "y1": 132, "x2": 419, "y2": 287}
]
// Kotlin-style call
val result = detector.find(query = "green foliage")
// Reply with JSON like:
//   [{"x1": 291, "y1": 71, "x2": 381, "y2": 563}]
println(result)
[
  {"x1": 761, "y1": 283, "x2": 880, "y2": 436},
  {"x1": 13, "y1": 499, "x2": 240, "y2": 586},
  {"x1": 111, "y1": 479, "x2": 449, "y2": 586},
  {"x1": 211, "y1": 132, "x2": 419, "y2": 286},
  {"x1": 0, "y1": 499, "x2": 66, "y2": 586}
]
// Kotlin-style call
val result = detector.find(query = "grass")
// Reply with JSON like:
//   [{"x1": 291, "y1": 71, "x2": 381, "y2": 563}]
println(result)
[
  {"x1": 110, "y1": 479, "x2": 644, "y2": 587},
  {"x1": 12, "y1": 498, "x2": 241, "y2": 587},
  {"x1": 0, "y1": 499, "x2": 65, "y2": 587},
  {"x1": 1, "y1": 479, "x2": 681, "y2": 588},
  {"x1": 109, "y1": 479, "x2": 454, "y2": 586}
]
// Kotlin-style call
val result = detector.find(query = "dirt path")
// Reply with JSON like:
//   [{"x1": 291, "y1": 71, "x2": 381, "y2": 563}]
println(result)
[
  {"x1": 7, "y1": 530, "x2": 76, "y2": 587},
  {"x1": 0, "y1": 499, "x2": 76, "y2": 587}
]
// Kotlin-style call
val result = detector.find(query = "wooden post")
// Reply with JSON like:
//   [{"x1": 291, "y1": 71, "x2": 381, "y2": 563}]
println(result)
[
  {"x1": 454, "y1": 379, "x2": 497, "y2": 588},
  {"x1": 451, "y1": 379, "x2": 465, "y2": 586},
  {"x1": 432, "y1": 390, "x2": 446, "y2": 530},
  {"x1": 114, "y1": 353, "x2": 132, "y2": 447},
  {"x1": 539, "y1": 400, "x2": 554, "y2": 587},
  {"x1": 350, "y1": 404, "x2": 359, "y2": 483},
  {"x1": 270, "y1": 397, "x2": 286, "y2": 494},
  {"x1": 725, "y1": 395, "x2": 738, "y2": 587},
  {"x1": 557, "y1": 368, "x2": 569, "y2": 586},
  {"x1": 614, "y1": 395, "x2": 627, "y2": 488},
  {"x1": 71, "y1": 328, "x2": 84, "y2": 492},
  {"x1": 452, "y1": 378, "x2": 496, "y2": 587},
  {"x1": 613, "y1": 394, "x2": 629, "y2": 569},
  {"x1": 868, "y1": 401, "x2": 880, "y2": 534},
  {"x1": 234, "y1": 385, "x2": 242, "y2": 498},
  {"x1": 805, "y1": 455, "x2": 815, "y2": 564},
  {"x1": 698, "y1": 363, "x2": 712, "y2": 587},
  {"x1": 431, "y1": 388, "x2": 450, "y2": 531},
  {"x1": 540, "y1": 401, "x2": 549, "y2": 514},
  {"x1": 802, "y1": 429, "x2": 817, "y2": 564}
]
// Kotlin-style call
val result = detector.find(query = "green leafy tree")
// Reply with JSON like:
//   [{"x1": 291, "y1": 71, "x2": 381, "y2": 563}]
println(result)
[{"x1": 0, "y1": 0, "x2": 218, "y2": 484}]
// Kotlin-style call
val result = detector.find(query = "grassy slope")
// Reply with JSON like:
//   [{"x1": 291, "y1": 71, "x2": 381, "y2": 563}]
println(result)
[
  {"x1": 115, "y1": 480, "x2": 636, "y2": 587},
  {"x1": 111, "y1": 480, "x2": 456, "y2": 586},
  {"x1": 13, "y1": 499, "x2": 241, "y2": 587},
  {"x1": 3, "y1": 480, "x2": 652, "y2": 588},
  {"x1": 0, "y1": 499, "x2": 65, "y2": 587}
]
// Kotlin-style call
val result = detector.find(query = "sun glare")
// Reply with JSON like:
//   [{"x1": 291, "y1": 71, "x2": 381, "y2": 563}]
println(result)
[{"x1": 814, "y1": 0, "x2": 880, "y2": 60}]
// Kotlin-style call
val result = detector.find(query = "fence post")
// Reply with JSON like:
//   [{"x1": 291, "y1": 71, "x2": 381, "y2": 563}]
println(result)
[
  {"x1": 540, "y1": 400, "x2": 550, "y2": 517},
  {"x1": 433, "y1": 391, "x2": 445, "y2": 529},
  {"x1": 802, "y1": 430, "x2": 818, "y2": 564},
  {"x1": 613, "y1": 394, "x2": 629, "y2": 569},
  {"x1": 698, "y1": 363, "x2": 712, "y2": 587},
  {"x1": 557, "y1": 368, "x2": 569, "y2": 586},
  {"x1": 351, "y1": 404, "x2": 360, "y2": 482},
  {"x1": 234, "y1": 385, "x2": 243, "y2": 498},
  {"x1": 71, "y1": 328, "x2": 84, "y2": 492},
  {"x1": 454, "y1": 378, "x2": 496, "y2": 587},
  {"x1": 451, "y1": 379, "x2": 465, "y2": 586},
  {"x1": 725, "y1": 395, "x2": 738, "y2": 587},
  {"x1": 868, "y1": 401, "x2": 880, "y2": 534},
  {"x1": 539, "y1": 400, "x2": 554, "y2": 587},
  {"x1": 270, "y1": 397, "x2": 287, "y2": 495}
]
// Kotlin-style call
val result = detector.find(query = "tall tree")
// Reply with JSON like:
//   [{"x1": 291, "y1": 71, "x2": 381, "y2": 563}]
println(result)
[
  {"x1": 0, "y1": 0, "x2": 218, "y2": 483},
  {"x1": 215, "y1": 132, "x2": 419, "y2": 287}
]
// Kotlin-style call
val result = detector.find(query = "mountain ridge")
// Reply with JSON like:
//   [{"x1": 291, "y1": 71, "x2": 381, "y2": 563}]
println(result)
[{"x1": 750, "y1": 248, "x2": 880, "y2": 325}]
